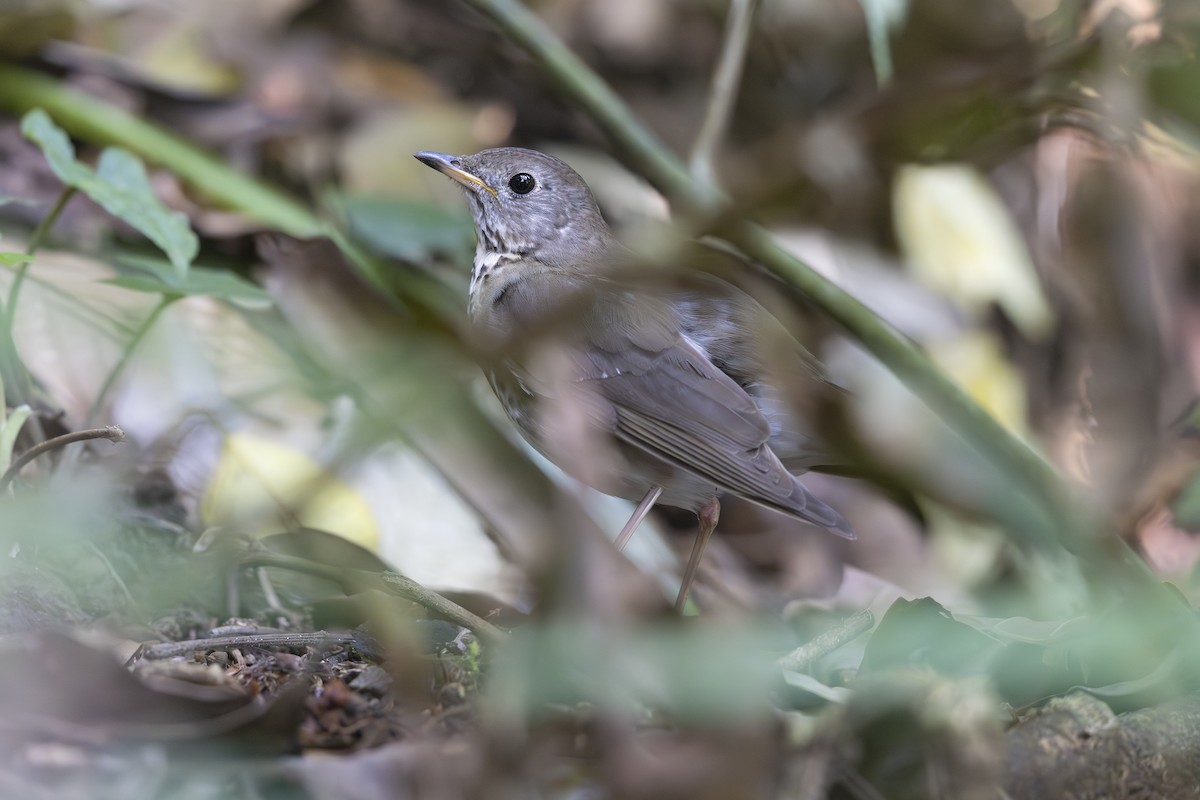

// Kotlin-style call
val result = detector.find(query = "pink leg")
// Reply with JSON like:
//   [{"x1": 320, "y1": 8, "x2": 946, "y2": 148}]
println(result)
[
  {"x1": 674, "y1": 496, "x2": 720, "y2": 612},
  {"x1": 615, "y1": 485, "x2": 663, "y2": 551}
]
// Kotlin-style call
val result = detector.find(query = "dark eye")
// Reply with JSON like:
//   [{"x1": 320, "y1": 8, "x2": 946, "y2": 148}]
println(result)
[{"x1": 508, "y1": 173, "x2": 536, "y2": 194}]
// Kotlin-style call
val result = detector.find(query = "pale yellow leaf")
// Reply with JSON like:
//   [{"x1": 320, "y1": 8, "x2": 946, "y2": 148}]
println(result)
[
  {"x1": 928, "y1": 332, "x2": 1029, "y2": 438},
  {"x1": 201, "y1": 433, "x2": 380, "y2": 551},
  {"x1": 894, "y1": 163, "x2": 1053, "y2": 338}
]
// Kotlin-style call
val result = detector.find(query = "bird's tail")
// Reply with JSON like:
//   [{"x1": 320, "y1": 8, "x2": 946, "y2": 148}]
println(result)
[{"x1": 775, "y1": 479, "x2": 856, "y2": 540}]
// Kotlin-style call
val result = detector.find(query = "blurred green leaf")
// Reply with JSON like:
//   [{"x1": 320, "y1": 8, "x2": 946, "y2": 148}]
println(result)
[
  {"x1": 969, "y1": 615, "x2": 1090, "y2": 644},
  {"x1": 336, "y1": 194, "x2": 473, "y2": 263},
  {"x1": 488, "y1": 620, "x2": 783, "y2": 723},
  {"x1": 20, "y1": 109, "x2": 198, "y2": 278},
  {"x1": 0, "y1": 253, "x2": 31, "y2": 267},
  {"x1": 108, "y1": 255, "x2": 271, "y2": 309},
  {"x1": 1070, "y1": 652, "x2": 1185, "y2": 702},
  {"x1": 861, "y1": 598, "x2": 1003, "y2": 676},
  {"x1": 1150, "y1": 50, "x2": 1200, "y2": 135},
  {"x1": 1171, "y1": 467, "x2": 1200, "y2": 529},
  {"x1": 0, "y1": 195, "x2": 35, "y2": 207},
  {"x1": 0, "y1": 404, "x2": 29, "y2": 473},
  {"x1": 20, "y1": 109, "x2": 90, "y2": 185},
  {"x1": 861, "y1": 596, "x2": 1200, "y2": 711}
]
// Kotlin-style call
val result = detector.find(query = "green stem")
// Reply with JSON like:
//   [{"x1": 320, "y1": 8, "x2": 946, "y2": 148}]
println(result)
[
  {"x1": 455, "y1": 0, "x2": 1194, "y2": 612},
  {"x1": 0, "y1": 64, "x2": 442, "y2": 307},
  {"x1": 0, "y1": 66, "x2": 320, "y2": 239},
  {"x1": 0, "y1": 184, "x2": 74, "y2": 419},
  {"x1": 458, "y1": 0, "x2": 1071, "y2": 536},
  {"x1": 733, "y1": 224, "x2": 1070, "y2": 531},
  {"x1": 24, "y1": 185, "x2": 75, "y2": 256},
  {"x1": 458, "y1": 0, "x2": 701, "y2": 206},
  {"x1": 86, "y1": 295, "x2": 175, "y2": 425},
  {"x1": 6, "y1": 185, "x2": 75, "y2": 339}
]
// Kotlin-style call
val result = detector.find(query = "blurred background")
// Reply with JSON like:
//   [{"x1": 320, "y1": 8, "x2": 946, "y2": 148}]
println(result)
[{"x1": 0, "y1": 0, "x2": 1197, "y2": 797}]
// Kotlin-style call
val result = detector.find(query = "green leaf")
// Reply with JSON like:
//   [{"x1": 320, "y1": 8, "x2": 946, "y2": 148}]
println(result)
[
  {"x1": 1171, "y1": 466, "x2": 1200, "y2": 529},
  {"x1": 93, "y1": 149, "x2": 197, "y2": 276},
  {"x1": 0, "y1": 404, "x2": 30, "y2": 474},
  {"x1": 20, "y1": 109, "x2": 198, "y2": 278},
  {"x1": 488, "y1": 621, "x2": 783, "y2": 723},
  {"x1": 1070, "y1": 651, "x2": 1185, "y2": 703},
  {"x1": 1150, "y1": 49, "x2": 1200, "y2": 135},
  {"x1": 861, "y1": 596, "x2": 1200, "y2": 712},
  {"x1": 20, "y1": 109, "x2": 91, "y2": 186},
  {"x1": 0, "y1": 253, "x2": 32, "y2": 267},
  {"x1": 336, "y1": 194, "x2": 473, "y2": 263},
  {"x1": 107, "y1": 255, "x2": 271, "y2": 309},
  {"x1": 0, "y1": 232, "x2": 26, "y2": 266},
  {"x1": 0, "y1": 195, "x2": 35, "y2": 207}
]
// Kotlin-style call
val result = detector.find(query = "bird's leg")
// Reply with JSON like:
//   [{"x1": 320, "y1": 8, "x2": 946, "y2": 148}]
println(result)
[
  {"x1": 674, "y1": 496, "x2": 721, "y2": 611},
  {"x1": 614, "y1": 484, "x2": 663, "y2": 551}
]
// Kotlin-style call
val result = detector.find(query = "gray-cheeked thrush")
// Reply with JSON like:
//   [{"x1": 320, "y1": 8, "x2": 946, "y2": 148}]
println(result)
[{"x1": 416, "y1": 147, "x2": 853, "y2": 609}]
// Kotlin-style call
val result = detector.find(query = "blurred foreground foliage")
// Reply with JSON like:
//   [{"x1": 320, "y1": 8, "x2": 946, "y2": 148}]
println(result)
[{"x1": 0, "y1": 0, "x2": 1197, "y2": 798}]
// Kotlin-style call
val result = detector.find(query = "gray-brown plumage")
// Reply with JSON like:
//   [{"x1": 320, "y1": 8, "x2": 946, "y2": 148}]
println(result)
[{"x1": 416, "y1": 147, "x2": 852, "y2": 609}]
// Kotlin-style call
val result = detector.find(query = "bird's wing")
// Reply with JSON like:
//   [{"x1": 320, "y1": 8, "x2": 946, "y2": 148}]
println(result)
[
  {"x1": 568, "y1": 292, "x2": 842, "y2": 525},
  {"x1": 489, "y1": 276, "x2": 852, "y2": 536}
]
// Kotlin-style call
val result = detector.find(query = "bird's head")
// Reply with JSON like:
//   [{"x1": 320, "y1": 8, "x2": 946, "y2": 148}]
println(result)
[{"x1": 414, "y1": 147, "x2": 611, "y2": 268}]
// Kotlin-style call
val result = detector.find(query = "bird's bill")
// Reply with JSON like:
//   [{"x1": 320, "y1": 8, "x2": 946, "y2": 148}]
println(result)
[{"x1": 413, "y1": 151, "x2": 497, "y2": 197}]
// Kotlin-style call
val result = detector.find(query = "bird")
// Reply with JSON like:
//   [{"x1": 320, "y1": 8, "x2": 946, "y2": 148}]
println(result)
[{"x1": 415, "y1": 146, "x2": 853, "y2": 610}]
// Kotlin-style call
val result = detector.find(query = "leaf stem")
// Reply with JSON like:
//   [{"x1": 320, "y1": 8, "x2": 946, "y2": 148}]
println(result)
[
  {"x1": 5, "y1": 185, "x2": 75, "y2": 339},
  {"x1": 0, "y1": 185, "x2": 75, "y2": 419},
  {"x1": 24, "y1": 185, "x2": 75, "y2": 257},
  {"x1": 86, "y1": 294, "x2": 175, "y2": 425},
  {"x1": 459, "y1": 0, "x2": 1068, "y2": 531}
]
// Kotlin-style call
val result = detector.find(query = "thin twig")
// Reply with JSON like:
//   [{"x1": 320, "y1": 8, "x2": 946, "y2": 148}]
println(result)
[
  {"x1": 690, "y1": 0, "x2": 760, "y2": 188},
  {"x1": 0, "y1": 425, "x2": 124, "y2": 492},
  {"x1": 778, "y1": 609, "x2": 874, "y2": 673},
  {"x1": 137, "y1": 630, "x2": 362, "y2": 661},
  {"x1": 240, "y1": 550, "x2": 508, "y2": 646}
]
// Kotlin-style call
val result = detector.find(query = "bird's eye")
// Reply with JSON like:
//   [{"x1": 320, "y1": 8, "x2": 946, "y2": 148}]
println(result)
[{"x1": 508, "y1": 173, "x2": 536, "y2": 194}]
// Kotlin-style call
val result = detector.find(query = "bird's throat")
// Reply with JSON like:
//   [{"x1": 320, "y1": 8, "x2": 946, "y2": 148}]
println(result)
[
  {"x1": 468, "y1": 246, "x2": 524, "y2": 319},
  {"x1": 471, "y1": 247, "x2": 521, "y2": 290}
]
